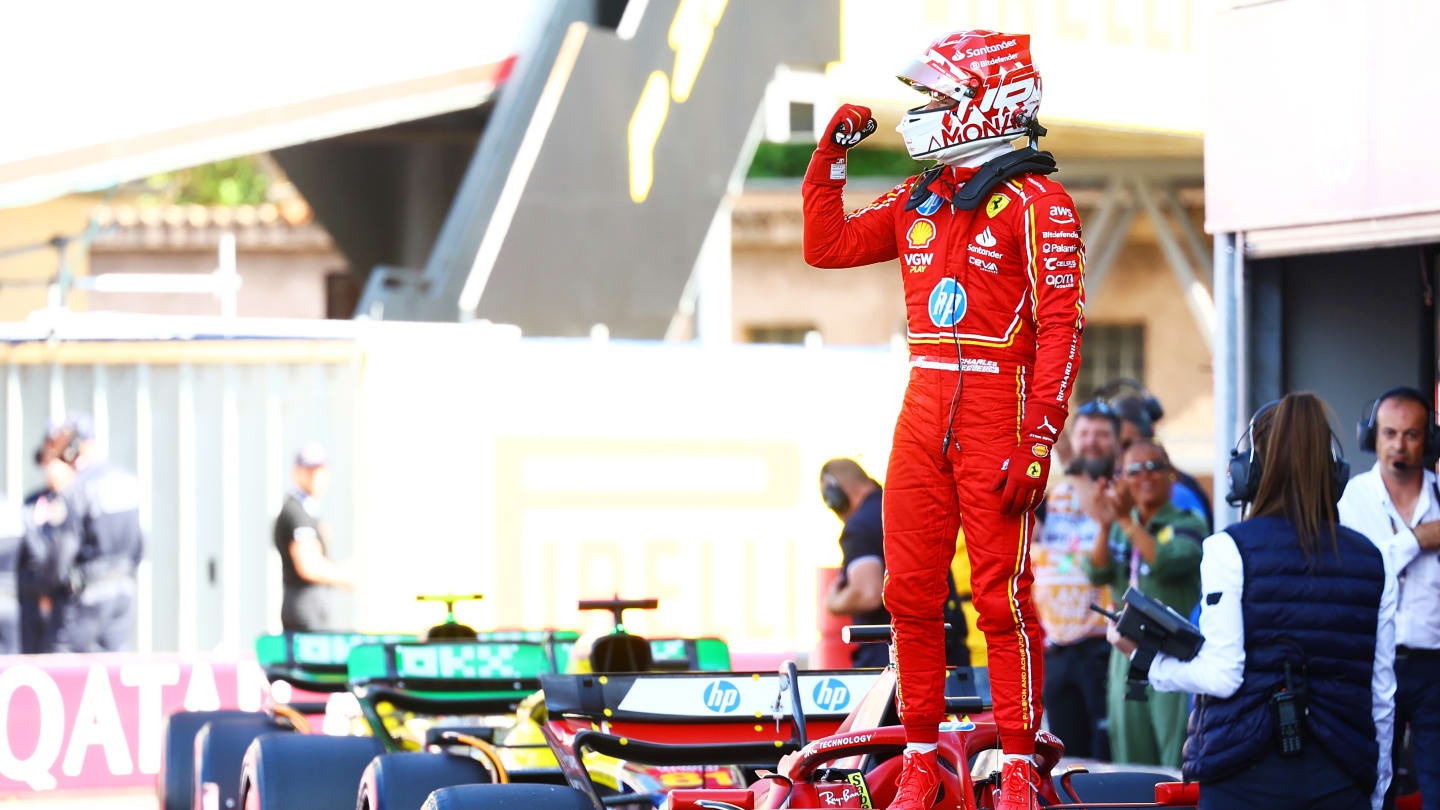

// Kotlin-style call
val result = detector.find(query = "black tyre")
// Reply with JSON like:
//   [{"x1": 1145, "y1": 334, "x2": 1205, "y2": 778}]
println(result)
[
  {"x1": 423, "y1": 784, "x2": 596, "y2": 810},
  {"x1": 357, "y1": 752, "x2": 490, "y2": 810},
  {"x1": 195, "y1": 716, "x2": 289, "y2": 810},
  {"x1": 240, "y1": 734, "x2": 386, "y2": 810},
  {"x1": 1058, "y1": 770, "x2": 1179, "y2": 803},
  {"x1": 159, "y1": 710, "x2": 261, "y2": 810}
]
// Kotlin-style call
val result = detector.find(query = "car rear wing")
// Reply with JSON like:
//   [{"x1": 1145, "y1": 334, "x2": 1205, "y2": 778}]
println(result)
[
  {"x1": 255, "y1": 631, "x2": 418, "y2": 693},
  {"x1": 647, "y1": 637, "x2": 731, "y2": 671},
  {"x1": 540, "y1": 669, "x2": 884, "y2": 724}
]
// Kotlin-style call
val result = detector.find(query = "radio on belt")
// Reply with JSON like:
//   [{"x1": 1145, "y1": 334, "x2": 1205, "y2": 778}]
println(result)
[{"x1": 1091, "y1": 587, "x2": 1204, "y2": 701}]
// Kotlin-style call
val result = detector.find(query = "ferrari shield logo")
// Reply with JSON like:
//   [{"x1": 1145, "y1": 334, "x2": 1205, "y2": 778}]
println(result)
[
  {"x1": 1026, "y1": 461, "x2": 1043, "y2": 478},
  {"x1": 986, "y1": 193, "x2": 1009, "y2": 218}
]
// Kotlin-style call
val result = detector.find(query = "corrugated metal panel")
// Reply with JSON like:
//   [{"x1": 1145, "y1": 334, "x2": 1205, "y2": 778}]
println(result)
[{"x1": 0, "y1": 342, "x2": 360, "y2": 653}]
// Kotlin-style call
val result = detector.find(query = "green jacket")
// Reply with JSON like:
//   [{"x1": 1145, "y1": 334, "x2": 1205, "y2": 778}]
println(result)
[{"x1": 1080, "y1": 501, "x2": 1206, "y2": 618}]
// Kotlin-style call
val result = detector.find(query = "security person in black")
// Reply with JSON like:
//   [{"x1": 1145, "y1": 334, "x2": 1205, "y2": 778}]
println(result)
[
  {"x1": 0, "y1": 493, "x2": 26, "y2": 654},
  {"x1": 45, "y1": 414, "x2": 145, "y2": 653},
  {"x1": 274, "y1": 442, "x2": 352, "y2": 631},
  {"x1": 821, "y1": 458, "x2": 968, "y2": 669}
]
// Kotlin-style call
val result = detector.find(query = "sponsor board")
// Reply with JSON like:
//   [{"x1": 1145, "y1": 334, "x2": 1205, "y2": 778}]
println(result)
[
  {"x1": 614, "y1": 672, "x2": 880, "y2": 717},
  {"x1": 0, "y1": 654, "x2": 309, "y2": 793}
]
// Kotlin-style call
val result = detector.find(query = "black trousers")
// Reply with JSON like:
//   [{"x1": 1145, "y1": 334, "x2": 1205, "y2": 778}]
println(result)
[
  {"x1": 1200, "y1": 742, "x2": 1368, "y2": 810},
  {"x1": 1392, "y1": 649, "x2": 1440, "y2": 810},
  {"x1": 1043, "y1": 636, "x2": 1111, "y2": 760}
]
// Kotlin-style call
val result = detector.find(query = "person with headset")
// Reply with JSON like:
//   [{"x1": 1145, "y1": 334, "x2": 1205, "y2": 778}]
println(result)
[
  {"x1": 41, "y1": 413, "x2": 146, "y2": 653},
  {"x1": 1113, "y1": 392, "x2": 1396, "y2": 810},
  {"x1": 1338, "y1": 387, "x2": 1440, "y2": 810},
  {"x1": 803, "y1": 30, "x2": 1085, "y2": 809},
  {"x1": 16, "y1": 432, "x2": 79, "y2": 653},
  {"x1": 818, "y1": 458, "x2": 968, "y2": 669}
]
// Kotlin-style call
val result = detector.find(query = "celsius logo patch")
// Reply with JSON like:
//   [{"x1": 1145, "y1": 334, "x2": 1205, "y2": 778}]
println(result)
[
  {"x1": 812, "y1": 678, "x2": 851, "y2": 711},
  {"x1": 975, "y1": 227, "x2": 997, "y2": 248},
  {"x1": 907, "y1": 218, "x2": 937, "y2": 249},
  {"x1": 702, "y1": 680, "x2": 741, "y2": 713},
  {"x1": 928, "y1": 278, "x2": 967, "y2": 328},
  {"x1": 917, "y1": 193, "x2": 943, "y2": 216}
]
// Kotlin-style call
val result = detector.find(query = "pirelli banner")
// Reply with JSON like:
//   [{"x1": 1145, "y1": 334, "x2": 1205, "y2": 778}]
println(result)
[{"x1": 409, "y1": 0, "x2": 840, "y2": 333}]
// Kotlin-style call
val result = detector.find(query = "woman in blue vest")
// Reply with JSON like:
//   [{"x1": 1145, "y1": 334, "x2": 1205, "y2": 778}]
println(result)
[{"x1": 1110, "y1": 392, "x2": 1397, "y2": 810}]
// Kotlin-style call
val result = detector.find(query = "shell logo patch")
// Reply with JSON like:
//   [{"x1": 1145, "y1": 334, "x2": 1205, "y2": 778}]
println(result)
[
  {"x1": 1026, "y1": 461, "x2": 1043, "y2": 478},
  {"x1": 986, "y1": 193, "x2": 1010, "y2": 218},
  {"x1": 1031, "y1": 444, "x2": 1048, "y2": 458},
  {"x1": 907, "y1": 218, "x2": 937, "y2": 249}
]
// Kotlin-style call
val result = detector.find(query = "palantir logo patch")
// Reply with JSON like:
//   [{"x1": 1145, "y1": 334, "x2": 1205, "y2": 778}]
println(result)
[
  {"x1": 812, "y1": 678, "x2": 850, "y2": 711},
  {"x1": 702, "y1": 680, "x2": 741, "y2": 713}
]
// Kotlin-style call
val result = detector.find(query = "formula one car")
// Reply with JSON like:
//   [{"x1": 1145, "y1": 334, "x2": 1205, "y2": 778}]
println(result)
[
  {"x1": 424, "y1": 625, "x2": 1202, "y2": 810},
  {"x1": 167, "y1": 596, "x2": 731, "y2": 810},
  {"x1": 158, "y1": 594, "x2": 572, "y2": 810}
]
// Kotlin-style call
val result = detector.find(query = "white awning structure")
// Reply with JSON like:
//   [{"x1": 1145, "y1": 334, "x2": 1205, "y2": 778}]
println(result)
[
  {"x1": 1206, "y1": 0, "x2": 1440, "y2": 252},
  {"x1": 0, "y1": 1, "x2": 531, "y2": 207}
]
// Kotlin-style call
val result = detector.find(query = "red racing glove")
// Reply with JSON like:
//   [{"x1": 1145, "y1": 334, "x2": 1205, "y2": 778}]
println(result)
[
  {"x1": 805, "y1": 104, "x2": 877, "y2": 186},
  {"x1": 994, "y1": 402, "x2": 1066, "y2": 515}
]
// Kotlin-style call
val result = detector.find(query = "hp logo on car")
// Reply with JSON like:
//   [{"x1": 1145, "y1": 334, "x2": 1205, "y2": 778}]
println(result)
[
  {"x1": 812, "y1": 678, "x2": 850, "y2": 712},
  {"x1": 702, "y1": 680, "x2": 742, "y2": 713}
]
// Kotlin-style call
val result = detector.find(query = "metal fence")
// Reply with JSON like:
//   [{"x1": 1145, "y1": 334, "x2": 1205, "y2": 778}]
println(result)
[{"x1": 0, "y1": 338, "x2": 361, "y2": 653}]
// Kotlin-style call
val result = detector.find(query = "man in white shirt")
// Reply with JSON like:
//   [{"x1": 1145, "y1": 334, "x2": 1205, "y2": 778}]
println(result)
[{"x1": 1339, "y1": 388, "x2": 1440, "y2": 810}]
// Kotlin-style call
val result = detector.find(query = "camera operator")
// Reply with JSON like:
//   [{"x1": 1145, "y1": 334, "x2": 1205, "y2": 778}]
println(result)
[
  {"x1": 1338, "y1": 387, "x2": 1440, "y2": 810},
  {"x1": 1117, "y1": 392, "x2": 1396, "y2": 810}
]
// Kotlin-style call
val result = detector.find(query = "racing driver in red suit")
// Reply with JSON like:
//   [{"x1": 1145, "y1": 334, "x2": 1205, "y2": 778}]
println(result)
[{"x1": 802, "y1": 31, "x2": 1084, "y2": 810}]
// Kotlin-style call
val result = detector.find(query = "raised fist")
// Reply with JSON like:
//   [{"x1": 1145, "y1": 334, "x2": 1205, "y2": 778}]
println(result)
[{"x1": 820, "y1": 104, "x2": 877, "y2": 153}]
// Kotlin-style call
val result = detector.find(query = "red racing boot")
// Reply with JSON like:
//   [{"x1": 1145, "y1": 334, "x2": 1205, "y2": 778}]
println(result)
[
  {"x1": 888, "y1": 749, "x2": 941, "y2": 809},
  {"x1": 993, "y1": 757, "x2": 1042, "y2": 810}
]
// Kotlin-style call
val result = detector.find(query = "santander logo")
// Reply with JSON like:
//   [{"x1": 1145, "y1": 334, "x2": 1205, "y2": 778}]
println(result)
[{"x1": 975, "y1": 227, "x2": 997, "y2": 248}]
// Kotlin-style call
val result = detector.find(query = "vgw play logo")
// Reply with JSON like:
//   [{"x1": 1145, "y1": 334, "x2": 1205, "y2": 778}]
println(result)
[
  {"x1": 702, "y1": 680, "x2": 742, "y2": 713},
  {"x1": 812, "y1": 678, "x2": 850, "y2": 711}
]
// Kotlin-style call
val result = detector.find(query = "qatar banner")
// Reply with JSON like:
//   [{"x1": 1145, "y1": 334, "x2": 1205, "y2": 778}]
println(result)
[{"x1": 0, "y1": 653, "x2": 273, "y2": 794}]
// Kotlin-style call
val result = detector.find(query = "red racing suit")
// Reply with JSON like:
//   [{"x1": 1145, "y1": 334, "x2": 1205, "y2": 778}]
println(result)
[{"x1": 802, "y1": 155, "x2": 1085, "y2": 754}]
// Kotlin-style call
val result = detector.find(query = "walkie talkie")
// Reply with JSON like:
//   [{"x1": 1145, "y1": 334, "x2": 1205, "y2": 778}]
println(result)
[{"x1": 1271, "y1": 662, "x2": 1305, "y2": 756}]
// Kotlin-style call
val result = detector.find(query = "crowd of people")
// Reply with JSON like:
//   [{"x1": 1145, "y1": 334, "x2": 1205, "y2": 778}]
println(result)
[
  {"x1": 821, "y1": 381, "x2": 1439, "y2": 810},
  {"x1": 0, "y1": 413, "x2": 144, "y2": 654}
]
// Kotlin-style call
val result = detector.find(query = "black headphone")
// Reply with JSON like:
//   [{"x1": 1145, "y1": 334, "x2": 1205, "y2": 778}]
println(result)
[
  {"x1": 34, "y1": 425, "x2": 84, "y2": 467},
  {"x1": 1227, "y1": 399, "x2": 1351, "y2": 506},
  {"x1": 1356, "y1": 386, "x2": 1440, "y2": 465},
  {"x1": 1095, "y1": 378, "x2": 1163, "y2": 422},
  {"x1": 821, "y1": 474, "x2": 850, "y2": 514}
]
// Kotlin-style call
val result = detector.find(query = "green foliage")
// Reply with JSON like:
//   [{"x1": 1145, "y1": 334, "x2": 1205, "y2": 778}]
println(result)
[
  {"x1": 747, "y1": 142, "x2": 920, "y2": 179},
  {"x1": 144, "y1": 157, "x2": 270, "y2": 206}
]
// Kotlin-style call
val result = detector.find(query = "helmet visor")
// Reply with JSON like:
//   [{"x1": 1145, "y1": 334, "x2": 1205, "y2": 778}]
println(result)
[{"x1": 896, "y1": 54, "x2": 975, "y2": 102}]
